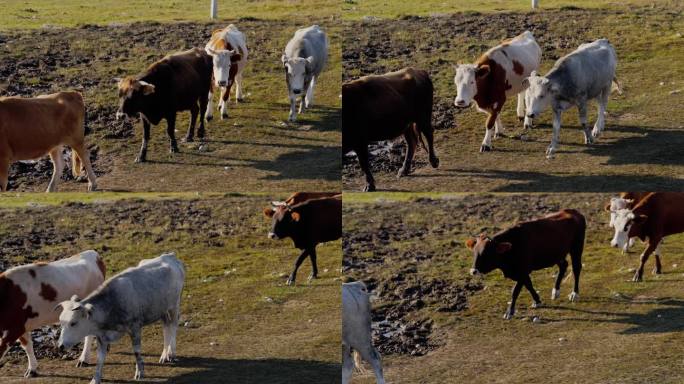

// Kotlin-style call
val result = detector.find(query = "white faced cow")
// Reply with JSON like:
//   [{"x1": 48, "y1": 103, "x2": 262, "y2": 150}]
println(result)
[
  {"x1": 524, "y1": 39, "x2": 621, "y2": 159},
  {"x1": 205, "y1": 24, "x2": 248, "y2": 120},
  {"x1": 342, "y1": 281, "x2": 385, "y2": 384},
  {"x1": 0, "y1": 250, "x2": 105, "y2": 377},
  {"x1": 454, "y1": 31, "x2": 541, "y2": 152},
  {"x1": 56, "y1": 253, "x2": 185, "y2": 384},
  {"x1": 282, "y1": 25, "x2": 328, "y2": 122}
]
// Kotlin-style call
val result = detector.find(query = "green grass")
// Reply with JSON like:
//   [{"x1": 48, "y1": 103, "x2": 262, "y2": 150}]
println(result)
[
  {"x1": 0, "y1": 195, "x2": 341, "y2": 383},
  {"x1": 342, "y1": 5, "x2": 684, "y2": 192},
  {"x1": 344, "y1": 192, "x2": 684, "y2": 383},
  {"x1": 2, "y1": 0, "x2": 341, "y2": 30},
  {"x1": 341, "y1": 0, "x2": 679, "y2": 19}
]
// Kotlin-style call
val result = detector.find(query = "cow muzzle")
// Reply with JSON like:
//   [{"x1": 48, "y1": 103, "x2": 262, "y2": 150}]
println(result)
[
  {"x1": 454, "y1": 99, "x2": 468, "y2": 108},
  {"x1": 469, "y1": 268, "x2": 479, "y2": 276},
  {"x1": 115, "y1": 111, "x2": 125, "y2": 120},
  {"x1": 527, "y1": 113, "x2": 536, "y2": 119},
  {"x1": 268, "y1": 232, "x2": 279, "y2": 240},
  {"x1": 218, "y1": 80, "x2": 228, "y2": 87},
  {"x1": 292, "y1": 89, "x2": 302, "y2": 95}
]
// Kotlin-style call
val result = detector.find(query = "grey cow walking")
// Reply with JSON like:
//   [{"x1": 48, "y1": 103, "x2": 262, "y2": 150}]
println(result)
[
  {"x1": 56, "y1": 253, "x2": 185, "y2": 384},
  {"x1": 524, "y1": 39, "x2": 621, "y2": 159},
  {"x1": 342, "y1": 281, "x2": 385, "y2": 384},
  {"x1": 282, "y1": 25, "x2": 328, "y2": 122}
]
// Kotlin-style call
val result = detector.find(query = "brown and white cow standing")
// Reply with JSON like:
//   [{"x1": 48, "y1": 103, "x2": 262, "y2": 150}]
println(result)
[
  {"x1": 0, "y1": 250, "x2": 106, "y2": 377},
  {"x1": 605, "y1": 192, "x2": 654, "y2": 253},
  {"x1": 204, "y1": 24, "x2": 248, "y2": 120},
  {"x1": 611, "y1": 192, "x2": 684, "y2": 282},
  {"x1": 454, "y1": 31, "x2": 541, "y2": 152},
  {"x1": 0, "y1": 91, "x2": 97, "y2": 192}
]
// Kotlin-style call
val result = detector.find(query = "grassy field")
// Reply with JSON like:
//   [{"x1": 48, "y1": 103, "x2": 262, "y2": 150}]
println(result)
[
  {"x1": 341, "y1": 0, "x2": 679, "y2": 19},
  {"x1": 2, "y1": 0, "x2": 341, "y2": 30},
  {"x1": 0, "y1": 193, "x2": 341, "y2": 383},
  {"x1": 342, "y1": 4, "x2": 684, "y2": 192},
  {"x1": 1, "y1": 18, "x2": 341, "y2": 192},
  {"x1": 343, "y1": 192, "x2": 684, "y2": 383}
]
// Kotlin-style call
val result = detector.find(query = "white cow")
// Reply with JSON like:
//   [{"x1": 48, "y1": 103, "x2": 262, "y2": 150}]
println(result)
[
  {"x1": 57, "y1": 253, "x2": 185, "y2": 384},
  {"x1": 0, "y1": 250, "x2": 105, "y2": 377},
  {"x1": 282, "y1": 25, "x2": 328, "y2": 122},
  {"x1": 205, "y1": 24, "x2": 248, "y2": 120},
  {"x1": 342, "y1": 281, "x2": 385, "y2": 384}
]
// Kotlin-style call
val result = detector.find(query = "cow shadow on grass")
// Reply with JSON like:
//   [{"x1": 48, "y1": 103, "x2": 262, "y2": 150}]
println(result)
[
  {"x1": 168, "y1": 357, "x2": 341, "y2": 384},
  {"x1": 584, "y1": 124, "x2": 684, "y2": 167}
]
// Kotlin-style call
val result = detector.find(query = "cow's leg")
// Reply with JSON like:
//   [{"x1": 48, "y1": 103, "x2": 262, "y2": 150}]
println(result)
[
  {"x1": 166, "y1": 115, "x2": 179, "y2": 153},
  {"x1": 653, "y1": 239, "x2": 663, "y2": 275},
  {"x1": 493, "y1": 115, "x2": 505, "y2": 138},
  {"x1": 0, "y1": 154, "x2": 10, "y2": 191},
  {"x1": 220, "y1": 86, "x2": 230, "y2": 119},
  {"x1": 521, "y1": 274, "x2": 542, "y2": 308},
  {"x1": 517, "y1": 92, "x2": 526, "y2": 123},
  {"x1": 305, "y1": 76, "x2": 316, "y2": 109},
  {"x1": 578, "y1": 101, "x2": 593, "y2": 145},
  {"x1": 206, "y1": 89, "x2": 214, "y2": 121},
  {"x1": 288, "y1": 95, "x2": 297, "y2": 122},
  {"x1": 235, "y1": 72, "x2": 244, "y2": 102},
  {"x1": 358, "y1": 347, "x2": 385, "y2": 384},
  {"x1": 480, "y1": 109, "x2": 500, "y2": 152},
  {"x1": 46, "y1": 146, "x2": 64, "y2": 192},
  {"x1": 184, "y1": 104, "x2": 199, "y2": 143},
  {"x1": 355, "y1": 144, "x2": 375, "y2": 192},
  {"x1": 19, "y1": 333, "x2": 38, "y2": 377},
  {"x1": 420, "y1": 125, "x2": 440, "y2": 168},
  {"x1": 92, "y1": 338, "x2": 109, "y2": 384},
  {"x1": 72, "y1": 142, "x2": 97, "y2": 192},
  {"x1": 634, "y1": 240, "x2": 660, "y2": 282},
  {"x1": 287, "y1": 249, "x2": 309, "y2": 285},
  {"x1": 77, "y1": 335, "x2": 95, "y2": 367},
  {"x1": 398, "y1": 126, "x2": 417, "y2": 178},
  {"x1": 569, "y1": 250, "x2": 582, "y2": 302},
  {"x1": 342, "y1": 343, "x2": 353, "y2": 384},
  {"x1": 592, "y1": 89, "x2": 609, "y2": 138},
  {"x1": 546, "y1": 109, "x2": 562, "y2": 159},
  {"x1": 136, "y1": 120, "x2": 151, "y2": 163},
  {"x1": 504, "y1": 281, "x2": 523, "y2": 319},
  {"x1": 552, "y1": 259, "x2": 568, "y2": 300},
  {"x1": 160, "y1": 322, "x2": 171, "y2": 363},
  {"x1": 308, "y1": 247, "x2": 318, "y2": 282},
  {"x1": 130, "y1": 328, "x2": 145, "y2": 380},
  {"x1": 168, "y1": 314, "x2": 178, "y2": 362}
]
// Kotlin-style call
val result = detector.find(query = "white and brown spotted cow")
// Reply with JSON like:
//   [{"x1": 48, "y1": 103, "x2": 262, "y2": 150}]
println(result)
[
  {"x1": 0, "y1": 250, "x2": 105, "y2": 377},
  {"x1": 454, "y1": 31, "x2": 541, "y2": 152},
  {"x1": 204, "y1": 24, "x2": 248, "y2": 120}
]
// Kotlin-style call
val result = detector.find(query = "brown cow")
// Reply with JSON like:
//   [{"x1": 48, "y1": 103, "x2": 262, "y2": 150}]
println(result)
[
  {"x1": 611, "y1": 192, "x2": 684, "y2": 281},
  {"x1": 466, "y1": 209, "x2": 586, "y2": 319},
  {"x1": 272, "y1": 191, "x2": 341, "y2": 207},
  {"x1": 0, "y1": 91, "x2": 97, "y2": 192}
]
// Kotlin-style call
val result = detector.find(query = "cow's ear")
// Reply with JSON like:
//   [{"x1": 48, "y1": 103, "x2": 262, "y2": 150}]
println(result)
[
  {"x1": 53, "y1": 302, "x2": 65, "y2": 312},
  {"x1": 521, "y1": 77, "x2": 530, "y2": 90},
  {"x1": 70, "y1": 294, "x2": 81, "y2": 302},
  {"x1": 465, "y1": 238, "x2": 477, "y2": 250},
  {"x1": 634, "y1": 214, "x2": 648, "y2": 224},
  {"x1": 305, "y1": 56, "x2": 315, "y2": 72},
  {"x1": 291, "y1": 211, "x2": 301, "y2": 222},
  {"x1": 205, "y1": 47, "x2": 217, "y2": 56},
  {"x1": 263, "y1": 207, "x2": 275, "y2": 218},
  {"x1": 530, "y1": 70, "x2": 538, "y2": 77},
  {"x1": 84, "y1": 304, "x2": 94, "y2": 319},
  {"x1": 476, "y1": 65, "x2": 490, "y2": 78},
  {"x1": 604, "y1": 202, "x2": 612, "y2": 212},
  {"x1": 232, "y1": 53, "x2": 242, "y2": 62},
  {"x1": 495, "y1": 242, "x2": 512, "y2": 254},
  {"x1": 139, "y1": 81, "x2": 155, "y2": 95}
]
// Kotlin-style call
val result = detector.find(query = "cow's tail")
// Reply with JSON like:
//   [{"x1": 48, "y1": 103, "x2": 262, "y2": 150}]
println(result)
[
  {"x1": 611, "y1": 77, "x2": 623, "y2": 95},
  {"x1": 352, "y1": 350, "x2": 367, "y2": 374},
  {"x1": 71, "y1": 150, "x2": 83, "y2": 179}
]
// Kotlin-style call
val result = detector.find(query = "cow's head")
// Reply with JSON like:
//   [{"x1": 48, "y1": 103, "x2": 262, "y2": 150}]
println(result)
[
  {"x1": 282, "y1": 55, "x2": 314, "y2": 95},
  {"x1": 610, "y1": 208, "x2": 647, "y2": 250},
  {"x1": 454, "y1": 63, "x2": 489, "y2": 108},
  {"x1": 115, "y1": 77, "x2": 155, "y2": 120},
  {"x1": 263, "y1": 203, "x2": 300, "y2": 240},
  {"x1": 55, "y1": 295, "x2": 96, "y2": 350},
  {"x1": 206, "y1": 47, "x2": 242, "y2": 87},
  {"x1": 523, "y1": 71, "x2": 558, "y2": 119},
  {"x1": 604, "y1": 197, "x2": 633, "y2": 228},
  {"x1": 465, "y1": 234, "x2": 511, "y2": 275}
]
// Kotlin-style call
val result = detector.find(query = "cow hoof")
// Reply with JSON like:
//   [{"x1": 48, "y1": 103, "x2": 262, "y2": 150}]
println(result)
[
  {"x1": 545, "y1": 147, "x2": 555, "y2": 159},
  {"x1": 134, "y1": 156, "x2": 146, "y2": 163},
  {"x1": 221, "y1": 113, "x2": 229, "y2": 120},
  {"x1": 24, "y1": 369, "x2": 38, "y2": 378},
  {"x1": 237, "y1": 98, "x2": 244, "y2": 103},
  {"x1": 286, "y1": 277, "x2": 295, "y2": 286},
  {"x1": 397, "y1": 167, "x2": 409, "y2": 178},
  {"x1": 87, "y1": 183, "x2": 97, "y2": 192},
  {"x1": 653, "y1": 267, "x2": 662, "y2": 275},
  {"x1": 308, "y1": 273, "x2": 318, "y2": 283},
  {"x1": 632, "y1": 273, "x2": 643, "y2": 282},
  {"x1": 479, "y1": 145, "x2": 492, "y2": 152},
  {"x1": 551, "y1": 288, "x2": 560, "y2": 300},
  {"x1": 568, "y1": 292, "x2": 579, "y2": 302},
  {"x1": 90, "y1": 378, "x2": 101, "y2": 384},
  {"x1": 76, "y1": 360, "x2": 90, "y2": 368},
  {"x1": 430, "y1": 157, "x2": 439, "y2": 168},
  {"x1": 170, "y1": 146, "x2": 180, "y2": 154},
  {"x1": 531, "y1": 301, "x2": 543, "y2": 309},
  {"x1": 134, "y1": 372, "x2": 144, "y2": 380},
  {"x1": 363, "y1": 184, "x2": 376, "y2": 192},
  {"x1": 503, "y1": 310, "x2": 514, "y2": 320}
]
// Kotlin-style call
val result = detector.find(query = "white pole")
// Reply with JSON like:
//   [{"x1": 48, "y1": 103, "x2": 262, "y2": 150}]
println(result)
[
  {"x1": 531, "y1": 0, "x2": 539, "y2": 8},
  {"x1": 211, "y1": 0, "x2": 218, "y2": 19}
]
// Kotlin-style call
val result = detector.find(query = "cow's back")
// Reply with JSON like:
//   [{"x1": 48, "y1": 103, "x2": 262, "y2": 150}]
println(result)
[
  {"x1": 295, "y1": 197, "x2": 342, "y2": 246},
  {"x1": 634, "y1": 192, "x2": 684, "y2": 237},
  {"x1": 0, "y1": 92, "x2": 85, "y2": 161},
  {"x1": 482, "y1": 31, "x2": 541, "y2": 97},
  {"x1": 550, "y1": 39, "x2": 616, "y2": 99}
]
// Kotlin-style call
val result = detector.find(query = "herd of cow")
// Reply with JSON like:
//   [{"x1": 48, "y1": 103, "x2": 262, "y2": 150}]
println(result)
[
  {"x1": 343, "y1": 31, "x2": 622, "y2": 192},
  {"x1": 343, "y1": 191, "x2": 684, "y2": 383},
  {"x1": 0, "y1": 192, "x2": 341, "y2": 382},
  {"x1": 0, "y1": 24, "x2": 329, "y2": 192}
]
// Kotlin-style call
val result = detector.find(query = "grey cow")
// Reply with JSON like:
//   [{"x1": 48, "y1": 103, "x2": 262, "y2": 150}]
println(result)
[
  {"x1": 56, "y1": 253, "x2": 185, "y2": 384},
  {"x1": 282, "y1": 25, "x2": 328, "y2": 122},
  {"x1": 523, "y1": 39, "x2": 621, "y2": 159},
  {"x1": 342, "y1": 281, "x2": 385, "y2": 384}
]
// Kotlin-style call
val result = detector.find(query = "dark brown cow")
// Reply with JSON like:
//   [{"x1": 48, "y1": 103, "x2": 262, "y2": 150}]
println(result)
[
  {"x1": 610, "y1": 192, "x2": 684, "y2": 281},
  {"x1": 115, "y1": 48, "x2": 213, "y2": 162},
  {"x1": 263, "y1": 196, "x2": 342, "y2": 285},
  {"x1": 342, "y1": 67, "x2": 439, "y2": 192},
  {"x1": 466, "y1": 209, "x2": 586, "y2": 319}
]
